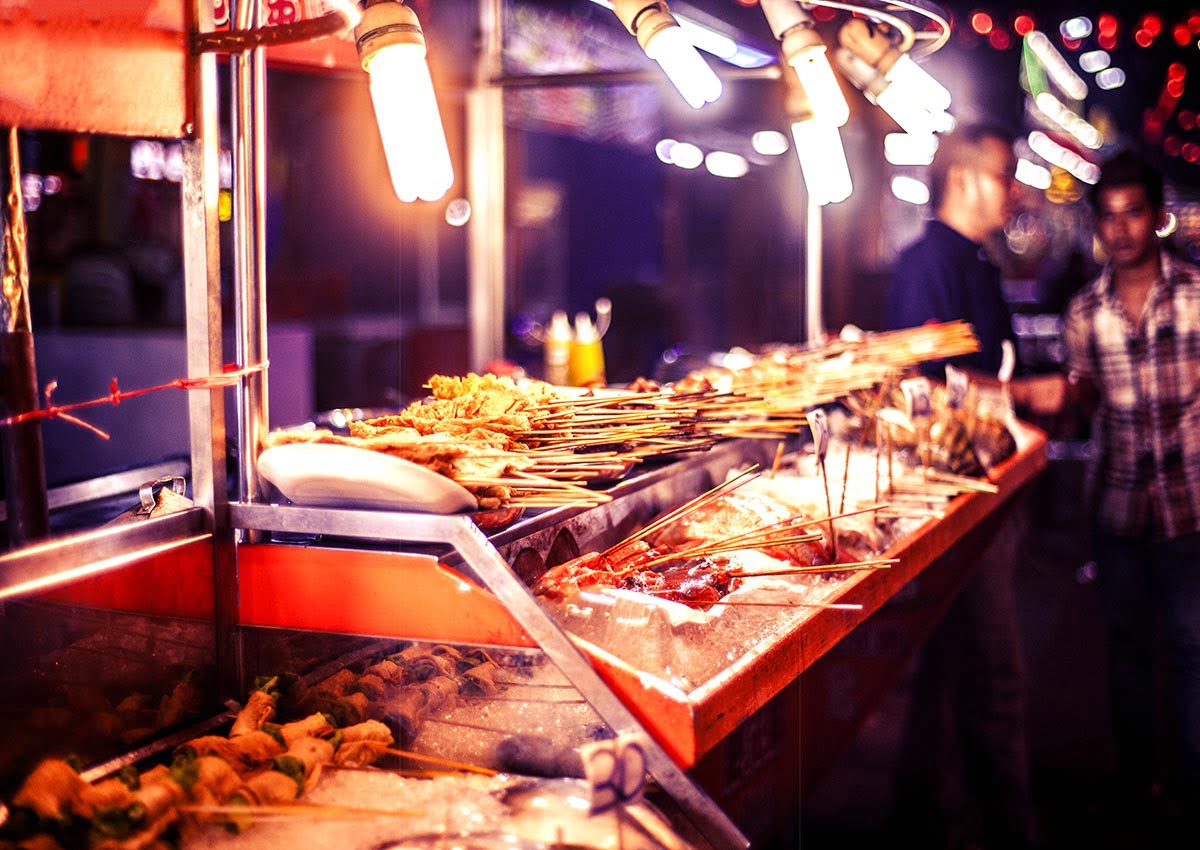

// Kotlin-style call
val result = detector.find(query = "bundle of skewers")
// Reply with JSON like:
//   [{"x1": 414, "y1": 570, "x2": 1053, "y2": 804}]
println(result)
[
  {"x1": 0, "y1": 678, "x2": 402, "y2": 849},
  {"x1": 531, "y1": 469, "x2": 895, "y2": 611},
  {"x1": 265, "y1": 322, "x2": 982, "y2": 512},
  {"x1": 0, "y1": 644, "x2": 523, "y2": 850}
]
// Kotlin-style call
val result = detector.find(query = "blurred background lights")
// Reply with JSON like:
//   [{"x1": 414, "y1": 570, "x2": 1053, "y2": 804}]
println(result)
[
  {"x1": 1079, "y1": 50, "x2": 1110, "y2": 73},
  {"x1": 1026, "y1": 31, "x2": 1088, "y2": 100},
  {"x1": 884, "y1": 132, "x2": 939, "y2": 166},
  {"x1": 1014, "y1": 15, "x2": 1035, "y2": 36},
  {"x1": 655, "y1": 138, "x2": 677, "y2": 163},
  {"x1": 20, "y1": 173, "x2": 42, "y2": 212},
  {"x1": 1028, "y1": 130, "x2": 1100, "y2": 184},
  {"x1": 1060, "y1": 17, "x2": 1092, "y2": 40},
  {"x1": 890, "y1": 175, "x2": 930, "y2": 205},
  {"x1": 751, "y1": 130, "x2": 789, "y2": 156},
  {"x1": 704, "y1": 150, "x2": 749, "y2": 178},
  {"x1": 670, "y1": 142, "x2": 703, "y2": 169},
  {"x1": 1096, "y1": 68, "x2": 1126, "y2": 90},
  {"x1": 971, "y1": 11, "x2": 993, "y2": 35},
  {"x1": 445, "y1": 198, "x2": 471, "y2": 227},
  {"x1": 1015, "y1": 158, "x2": 1052, "y2": 190}
]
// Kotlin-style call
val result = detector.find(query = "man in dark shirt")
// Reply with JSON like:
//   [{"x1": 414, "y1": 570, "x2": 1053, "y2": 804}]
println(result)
[
  {"x1": 885, "y1": 125, "x2": 1042, "y2": 850},
  {"x1": 886, "y1": 218, "x2": 1016, "y2": 374}
]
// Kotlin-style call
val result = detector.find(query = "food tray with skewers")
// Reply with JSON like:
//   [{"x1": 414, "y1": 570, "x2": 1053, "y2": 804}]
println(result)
[
  {"x1": 472, "y1": 419, "x2": 1048, "y2": 766},
  {"x1": 226, "y1": 418, "x2": 1046, "y2": 768},
  {"x1": 0, "y1": 642, "x2": 694, "y2": 850},
  {"x1": 253, "y1": 322, "x2": 982, "y2": 518}
]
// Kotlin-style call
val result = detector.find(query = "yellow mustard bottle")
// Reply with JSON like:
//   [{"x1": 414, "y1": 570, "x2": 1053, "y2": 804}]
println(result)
[{"x1": 568, "y1": 312, "x2": 605, "y2": 387}]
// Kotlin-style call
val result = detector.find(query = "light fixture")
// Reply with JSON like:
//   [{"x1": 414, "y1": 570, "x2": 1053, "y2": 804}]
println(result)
[
  {"x1": 705, "y1": 151, "x2": 750, "y2": 178},
  {"x1": 890, "y1": 174, "x2": 930, "y2": 205},
  {"x1": 884, "y1": 132, "x2": 938, "y2": 166},
  {"x1": 1096, "y1": 68, "x2": 1126, "y2": 90},
  {"x1": 590, "y1": 0, "x2": 774, "y2": 68},
  {"x1": 1079, "y1": 50, "x2": 1110, "y2": 73},
  {"x1": 786, "y1": 79, "x2": 852, "y2": 205},
  {"x1": 752, "y1": 130, "x2": 790, "y2": 156},
  {"x1": 611, "y1": 0, "x2": 723, "y2": 109},
  {"x1": 1027, "y1": 130, "x2": 1100, "y2": 184},
  {"x1": 761, "y1": 0, "x2": 850, "y2": 127},
  {"x1": 670, "y1": 142, "x2": 704, "y2": 169},
  {"x1": 1015, "y1": 158, "x2": 1052, "y2": 190},
  {"x1": 354, "y1": 0, "x2": 454, "y2": 202},
  {"x1": 655, "y1": 138, "x2": 678, "y2": 163},
  {"x1": 1025, "y1": 31, "x2": 1088, "y2": 101},
  {"x1": 836, "y1": 19, "x2": 951, "y2": 136}
]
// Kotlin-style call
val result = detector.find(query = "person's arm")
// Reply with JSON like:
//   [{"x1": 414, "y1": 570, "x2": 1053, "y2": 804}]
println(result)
[
  {"x1": 1060, "y1": 298, "x2": 1100, "y2": 419},
  {"x1": 947, "y1": 368, "x2": 1068, "y2": 416}
]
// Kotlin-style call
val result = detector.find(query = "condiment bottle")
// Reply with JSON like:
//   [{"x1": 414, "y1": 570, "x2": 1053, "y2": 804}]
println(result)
[
  {"x1": 543, "y1": 310, "x2": 572, "y2": 386},
  {"x1": 568, "y1": 312, "x2": 606, "y2": 386}
]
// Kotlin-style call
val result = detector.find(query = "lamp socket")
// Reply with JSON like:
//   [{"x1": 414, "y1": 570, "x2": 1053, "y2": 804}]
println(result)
[
  {"x1": 612, "y1": 0, "x2": 679, "y2": 53},
  {"x1": 354, "y1": 0, "x2": 424, "y2": 71},
  {"x1": 838, "y1": 17, "x2": 900, "y2": 75}
]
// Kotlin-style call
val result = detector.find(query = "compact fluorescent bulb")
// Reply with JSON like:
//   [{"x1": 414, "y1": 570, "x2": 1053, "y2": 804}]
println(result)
[
  {"x1": 790, "y1": 117, "x2": 853, "y2": 205},
  {"x1": 883, "y1": 54, "x2": 952, "y2": 113},
  {"x1": 643, "y1": 24, "x2": 723, "y2": 108},
  {"x1": 789, "y1": 45, "x2": 850, "y2": 127},
  {"x1": 613, "y1": 0, "x2": 723, "y2": 109},
  {"x1": 839, "y1": 19, "x2": 951, "y2": 123},
  {"x1": 834, "y1": 47, "x2": 937, "y2": 137},
  {"x1": 760, "y1": 0, "x2": 849, "y2": 127},
  {"x1": 356, "y1": 1, "x2": 454, "y2": 203}
]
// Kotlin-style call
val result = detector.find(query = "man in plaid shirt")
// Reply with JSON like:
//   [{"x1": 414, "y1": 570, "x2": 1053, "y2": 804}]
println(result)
[{"x1": 1063, "y1": 151, "x2": 1200, "y2": 823}]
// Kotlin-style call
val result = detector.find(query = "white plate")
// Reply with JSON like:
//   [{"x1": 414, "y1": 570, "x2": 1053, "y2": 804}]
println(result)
[{"x1": 257, "y1": 443, "x2": 477, "y2": 514}]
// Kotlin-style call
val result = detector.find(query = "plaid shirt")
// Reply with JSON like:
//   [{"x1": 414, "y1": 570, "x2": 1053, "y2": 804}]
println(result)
[{"x1": 1063, "y1": 252, "x2": 1200, "y2": 540}]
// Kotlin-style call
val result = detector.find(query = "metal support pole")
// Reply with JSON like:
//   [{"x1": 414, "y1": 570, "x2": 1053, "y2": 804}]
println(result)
[
  {"x1": 0, "y1": 127, "x2": 48, "y2": 547},
  {"x1": 805, "y1": 194, "x2": 824, "y2": 344},
  {"x1": 231, "y1": 0, "x2": 270, "y2": 506},
  {"x1": 183, "y1": 0, "x2": 239, "y2": 698},
  {"x1": 467, "y1": 0, "x2": 506, "y2": 371}
]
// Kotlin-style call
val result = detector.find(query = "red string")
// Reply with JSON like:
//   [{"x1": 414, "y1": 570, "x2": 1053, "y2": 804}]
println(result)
[{"x1": 0, "y1": 361, "x2": 268, "y2": 437}]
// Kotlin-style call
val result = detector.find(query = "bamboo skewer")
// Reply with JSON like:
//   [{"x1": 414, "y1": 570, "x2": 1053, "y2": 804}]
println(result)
[
  {"x1": 727, "y1": 558, "x2": 899, "y2": 577},
  {"x1": 178, "y1": 803, "x2": 424, "y2": 820},
  {"x1": 601, "y1": 465, "x2": 761, "y2": 556},
  {"x1": 706, "y1": 600, "x2": 865, "y2": 610},
  {"x1": 383, "y1": 748, "x2": 498, "y2": 776}
]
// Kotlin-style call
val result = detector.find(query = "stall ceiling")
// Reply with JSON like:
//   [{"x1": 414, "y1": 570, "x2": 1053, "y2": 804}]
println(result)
[
  {"x1": 0, "y1": 1, "x2": 359, "y2": 138},
  {"x1": 0, "y1": 2, "x2": 192, "y2": 138}
]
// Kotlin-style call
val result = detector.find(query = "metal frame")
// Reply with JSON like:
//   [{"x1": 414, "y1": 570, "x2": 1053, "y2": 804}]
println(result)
[
  {"x1": 0, "y1": 1, "x2": 969, "y2": 845},
  {"x1": 0, "y1": 506, "x2": 209, "y2": 602},
  {"x1": 0, "y1": 460, "x2": 189, "y2": 524},
  {"x1": 228, "y1": 501, "x2": 749, "y2": 849}
]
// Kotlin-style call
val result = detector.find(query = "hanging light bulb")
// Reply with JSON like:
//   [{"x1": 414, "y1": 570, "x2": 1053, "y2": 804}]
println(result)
[
  {"x1": 786, "y1": 78, "x2": 852, "y2": 205},
  {"x1": 837, "y1": 19, "x2": 952, "y2": 132},
  {"x1": 355, "y1": 0, "x2": 454, "y2": 202},
  {"x1": 760, "y1": 0, "x2": 849, "y2": 127},
  {"x1": 835, "y1": 48, "x2": 938, "y2": 137},
  {"x1": 612, "y1": 0, "x2": 723, "y2": 109}
]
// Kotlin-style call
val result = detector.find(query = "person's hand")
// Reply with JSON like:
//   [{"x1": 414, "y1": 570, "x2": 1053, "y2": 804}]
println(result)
[{"x1": 1012, "y1": 374, "x2": 1067, "y2": 416}]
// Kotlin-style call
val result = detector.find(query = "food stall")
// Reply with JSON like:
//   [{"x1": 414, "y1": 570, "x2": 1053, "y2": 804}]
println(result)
[{"x1": 0, "y1": 2, "x2": 1048, "y2": 849}]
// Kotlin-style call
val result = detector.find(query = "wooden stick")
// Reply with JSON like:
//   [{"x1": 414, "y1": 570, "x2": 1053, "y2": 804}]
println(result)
[
  {"x1": 728, "y1": 558, "x2": 898, "y2": 577},
  {"x1": 384, "y1": 747, "x2": 498, "y2": 776},
  {"x1": 819, "y1": 457, "x2": 837, "y2": 560},
  {"x1": 602, "y1": 465, "x2": 760, "y2": 556},
  {"x1": 708, "y1": 600, "x2": 865, "y2": 610},
  {"x1": 178, "y1": 803, "x2": 424, "y2": 820},
  {"x1": 839, "y1": 441, "x2": 852, "y2": 516}
]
